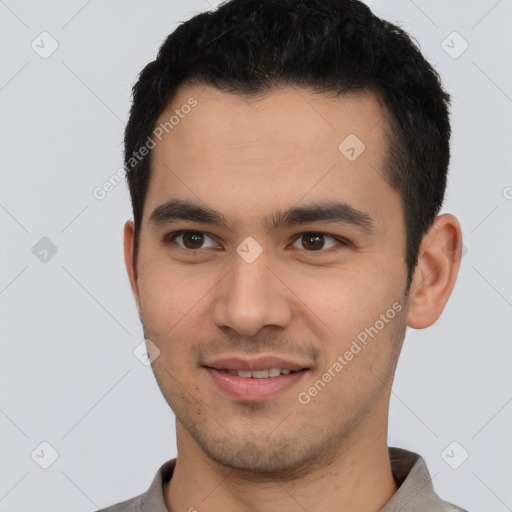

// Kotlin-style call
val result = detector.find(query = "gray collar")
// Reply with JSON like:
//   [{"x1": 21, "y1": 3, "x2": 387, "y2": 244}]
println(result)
[{"x1": 132, "y1": 447, "x2": 466, "y2": 512}]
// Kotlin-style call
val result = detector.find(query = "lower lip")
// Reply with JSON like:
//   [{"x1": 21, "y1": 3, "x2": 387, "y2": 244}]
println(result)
[{"x1": 205, "y1": 368, "x2": 308, "y2": 401}]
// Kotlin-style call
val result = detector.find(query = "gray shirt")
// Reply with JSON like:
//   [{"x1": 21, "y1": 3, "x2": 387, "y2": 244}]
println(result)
[{"x1": 96, "y1": 447, "x2": 468, "y2": 511}]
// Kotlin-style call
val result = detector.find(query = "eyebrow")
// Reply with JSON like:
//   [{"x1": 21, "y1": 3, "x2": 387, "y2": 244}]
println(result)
[{"x1": 148, "y1": 198, "x2": 374, "y2": 234}]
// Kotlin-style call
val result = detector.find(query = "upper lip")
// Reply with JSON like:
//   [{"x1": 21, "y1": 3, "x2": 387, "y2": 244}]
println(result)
[{"x1": 203, "y1": 356, "x2": 309, "y2": 372}]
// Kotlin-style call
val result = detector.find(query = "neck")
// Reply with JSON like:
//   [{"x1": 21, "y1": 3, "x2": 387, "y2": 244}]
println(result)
[{"x1": 164, "y1": 408, "x2": 397, "y2": 512}]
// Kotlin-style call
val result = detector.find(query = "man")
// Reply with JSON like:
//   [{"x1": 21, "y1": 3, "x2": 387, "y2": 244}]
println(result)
[{"x1": 98, "y1": 0, "x2": 467, "y2": 510}]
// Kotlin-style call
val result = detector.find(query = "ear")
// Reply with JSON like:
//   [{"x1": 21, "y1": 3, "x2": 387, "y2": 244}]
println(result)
[
  {"x1": 406, "y1": 214, "x2": 463, "y2": 329},
  {"x1": 123, "y1": 220, "x2": 141, "y2": 318}
]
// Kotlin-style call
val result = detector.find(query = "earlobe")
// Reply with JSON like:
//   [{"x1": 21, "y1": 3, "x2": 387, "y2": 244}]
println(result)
[
  {"x1": 123, "y1": 220, "x2": 141, "y2": 317},
  {"x1": 406, "y1": 214, "x2": 463, "y2": 329}
]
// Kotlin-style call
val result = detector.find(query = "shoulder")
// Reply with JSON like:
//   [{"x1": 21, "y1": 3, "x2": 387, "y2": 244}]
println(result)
[
  {"x1": 94, "y1": 494, "x2": 142, "y2": 512},
  {"x1": 93, "y1": 458, "x2": 177, "y2": 512},
  {"x1": 386, "y1": 447, "x2": 469, "y2": 512}
]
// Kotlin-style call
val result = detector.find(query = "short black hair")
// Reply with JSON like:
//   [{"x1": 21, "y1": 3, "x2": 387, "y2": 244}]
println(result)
[{"x1": 124, "y1": 0, "x2": 451, "y2": 292}]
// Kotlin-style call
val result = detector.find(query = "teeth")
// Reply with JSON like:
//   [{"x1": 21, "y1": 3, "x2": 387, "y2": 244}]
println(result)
[
  {"x1": 252, "y1": 369, "x2": 269, "y2": 378},
  {"x1": 221, "y1": 368, "x2": 297, "y2": 378}
]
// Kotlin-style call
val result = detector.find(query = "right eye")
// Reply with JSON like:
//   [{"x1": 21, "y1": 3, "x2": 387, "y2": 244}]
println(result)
[{"x1": 164, "y1": 230, "x2": 219, "y2": 253}]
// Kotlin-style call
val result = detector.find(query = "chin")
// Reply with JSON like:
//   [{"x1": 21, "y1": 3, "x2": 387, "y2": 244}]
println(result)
[{"x1": 193, "y1": 430, "x2": 331, "y2": 480}]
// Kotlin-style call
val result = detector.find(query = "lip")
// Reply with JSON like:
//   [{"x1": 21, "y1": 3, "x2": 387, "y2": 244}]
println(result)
[
  {"x1": 202, "y1": 356, "x2": 308, "y2": 372},
  {"x1": 205, "y1": 367, "x2": 308, "y2": 401}
]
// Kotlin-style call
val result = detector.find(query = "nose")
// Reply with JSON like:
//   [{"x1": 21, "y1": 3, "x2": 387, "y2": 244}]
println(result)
[{"x1": 211, "y1": 249, "x2": 293, "y2": 337}]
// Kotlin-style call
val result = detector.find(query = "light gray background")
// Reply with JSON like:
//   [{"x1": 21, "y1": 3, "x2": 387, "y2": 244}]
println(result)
[{"x1": 1, "y1": 0, "x2": 511, "y2": 511}]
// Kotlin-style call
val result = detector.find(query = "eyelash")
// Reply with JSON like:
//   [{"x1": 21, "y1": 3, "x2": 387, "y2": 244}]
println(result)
[{"x1": 163, "y1": 230, "x2": 350, "y2": 256}]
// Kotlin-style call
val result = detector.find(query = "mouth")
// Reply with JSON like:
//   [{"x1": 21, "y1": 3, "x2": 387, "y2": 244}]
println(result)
[
  {"x1": 202, "y1": 356, "x2": 310, "y2": 401},
  {"x1": 204, "y1": 367, "x2": 303, "y2": 378}
]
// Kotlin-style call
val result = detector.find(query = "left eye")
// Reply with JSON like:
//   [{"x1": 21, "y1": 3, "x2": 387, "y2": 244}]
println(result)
[{"x1": 290, "y1": 232, "x2": 345, "y2": 252}]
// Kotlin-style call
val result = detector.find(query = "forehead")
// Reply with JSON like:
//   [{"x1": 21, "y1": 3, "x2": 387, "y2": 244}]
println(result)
[
  {"x1": 155, "y1": 82, "x2": 387, "y2": 159},
  {"x1": 144, "y1": 82, "x2": 399, "y2": 232}
]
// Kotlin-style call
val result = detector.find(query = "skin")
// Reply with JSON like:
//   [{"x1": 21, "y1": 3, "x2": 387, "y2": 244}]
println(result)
[{"x1": 124, "y1": 82, "x2": 463, "y2": 512}]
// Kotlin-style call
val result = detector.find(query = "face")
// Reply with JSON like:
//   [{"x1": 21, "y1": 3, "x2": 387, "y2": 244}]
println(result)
[{"x1": 125, "y1": 83, "x2": 411, "y2": 476}]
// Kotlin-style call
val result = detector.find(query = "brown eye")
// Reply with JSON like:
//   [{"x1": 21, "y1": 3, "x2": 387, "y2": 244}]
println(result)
[
  {"x1": 181, "y1": 231, "x2": 205, "y2": 249},
  {"x1": 290, "y1": 232, "x2": 347, "y2": 252},
  {"x1": 165, "y1": 231, "x2": 218, "y2": 251},
  {"x1": 301, "y1": 233, "x2": 326, "y2": 251}
]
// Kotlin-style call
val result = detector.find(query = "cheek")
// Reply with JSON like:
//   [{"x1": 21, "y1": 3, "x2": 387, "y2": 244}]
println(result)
[
  {"x1": 138, "y1": 270, "x2": 205, "y2": 386},
  {"x1": 297, "y1": 268, "x2": 405, "y2": 370},
  {"x1": 301, "y1": 269, "x2": 396, "y2": 328},
  {"x1": 137, "y1": 261, "x2": 207, "y2": 340}
]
